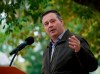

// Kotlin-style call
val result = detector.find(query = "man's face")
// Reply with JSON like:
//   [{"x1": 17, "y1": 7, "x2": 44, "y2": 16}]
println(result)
[{"x1": 42, "y1": 13, "x2": 64, "y2": 39}]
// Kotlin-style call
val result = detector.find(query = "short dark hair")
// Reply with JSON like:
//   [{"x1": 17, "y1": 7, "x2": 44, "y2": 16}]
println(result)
[{"x1": 41, "y1": 10, "x2": 62, "y2": 20}]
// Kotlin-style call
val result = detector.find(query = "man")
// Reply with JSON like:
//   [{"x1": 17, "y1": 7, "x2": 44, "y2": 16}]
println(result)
[{"x1": 41, "y1": 10, "x2": 98, "y2": 74}]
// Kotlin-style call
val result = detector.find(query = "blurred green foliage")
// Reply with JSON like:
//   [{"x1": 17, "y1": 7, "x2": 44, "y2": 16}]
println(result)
[{"x1": 0, "y1": 0, "x2": 100, "y2": 74}]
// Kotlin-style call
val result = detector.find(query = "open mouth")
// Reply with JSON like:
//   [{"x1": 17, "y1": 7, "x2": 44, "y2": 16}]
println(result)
[{"x1": 50, "y1": 29, "x2": 56, "y2": 33}]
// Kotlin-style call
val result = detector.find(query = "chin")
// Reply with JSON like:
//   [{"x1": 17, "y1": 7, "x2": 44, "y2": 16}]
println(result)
[{"x1": 50, "y1": 34, "x2": 58, "y2": 38}]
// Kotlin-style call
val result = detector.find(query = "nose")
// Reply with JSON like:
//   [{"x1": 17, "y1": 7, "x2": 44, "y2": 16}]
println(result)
[{"x1": 48, "y1": 22, "x2": 53, "y2": 28}]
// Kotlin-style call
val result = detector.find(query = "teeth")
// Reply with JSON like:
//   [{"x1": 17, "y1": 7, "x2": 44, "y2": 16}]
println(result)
[
  {"x1": 51, "y1": 30, "x2": 54, "y2": 32},
  {"x1": 51, "y1": 29, "x2": 54, "y2": 31},
  {"x1": 49, "y1": 29, "x2": 55, "y2": 33}
]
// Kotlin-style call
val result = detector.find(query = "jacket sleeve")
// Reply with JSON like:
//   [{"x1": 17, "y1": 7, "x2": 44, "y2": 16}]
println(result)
[
  {"x1": 41, "y1": 65, "x2": 44, "y2": 74},
  {"x1": 41, "y1": 52, "x2": 45, "y2": 74},
  {"x1": 41, "y1": 47, "x2": 47, "y2": 74},
  {"x1": 76, "y1": 37, "x2": 98, "y2": 72}
]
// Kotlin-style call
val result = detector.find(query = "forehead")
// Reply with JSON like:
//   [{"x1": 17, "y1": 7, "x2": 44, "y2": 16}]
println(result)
[{"x1": 42, "y1": 13, "x2": 57, "y2": 22}]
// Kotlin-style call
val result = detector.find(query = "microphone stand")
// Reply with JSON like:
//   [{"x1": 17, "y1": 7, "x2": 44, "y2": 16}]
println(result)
[{"x1": 9, "y1": 50, "x2": 19, "y2": 66}]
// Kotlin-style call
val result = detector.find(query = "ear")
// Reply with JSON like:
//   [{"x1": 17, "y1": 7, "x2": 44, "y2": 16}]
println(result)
[{"x1": 60, "y1": 19, "x2": 64, "y2": 26}]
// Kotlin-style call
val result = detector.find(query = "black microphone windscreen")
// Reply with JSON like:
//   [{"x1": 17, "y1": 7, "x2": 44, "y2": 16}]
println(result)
[{"x1": 25, "y1": 36, "x2": 34, "y2": 45}]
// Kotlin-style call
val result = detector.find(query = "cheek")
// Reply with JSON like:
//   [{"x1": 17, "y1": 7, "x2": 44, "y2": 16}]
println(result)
[
  {"x1": 56, "y1": 23, "x2": 62, "y2": 29},
  {"x1": 44, "y1": 27, "x2": 49, "y2": 34}
]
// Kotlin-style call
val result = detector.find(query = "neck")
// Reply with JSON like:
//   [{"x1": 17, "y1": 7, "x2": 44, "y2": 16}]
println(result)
[
  {"x1": 51, "y1": 30, "x2": 65, "y2": 43},
  {"x1": 51, "y1": 37, "x2": 58, "y2": 43}
]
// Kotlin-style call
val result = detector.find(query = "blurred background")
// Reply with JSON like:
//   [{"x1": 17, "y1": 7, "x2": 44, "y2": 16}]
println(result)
[{"x1": 0, "y1": 0, "x2": 100, "y2": 74}]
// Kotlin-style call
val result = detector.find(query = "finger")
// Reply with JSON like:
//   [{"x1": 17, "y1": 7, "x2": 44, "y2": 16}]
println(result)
[
  {"x1": 69, "y1": 44, "x2": 80, "y2": 52},
  {"x1": 69, "y1": 37, "x2": 77, "y2": 43},
  {"x1": 71, "y1": 35, "x2": 79, "y2": 42},
  {"x1": 68, "y1": 41, "x2": 77, "y2": 46},
  {"x1": 69, "y1": 45, "x2": 75, "y2": 50},
  {"x1": 70, "y1": 35, "x2": 80, "y2": 44}
]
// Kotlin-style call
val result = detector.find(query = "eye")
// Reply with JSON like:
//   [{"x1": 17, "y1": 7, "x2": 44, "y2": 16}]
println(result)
[
  {"x1": 50, "y1": 19, "x2": 56, "y2": 23},
  {"x1": 44, "y1": 22, "x2": 49, "y2": 26}
]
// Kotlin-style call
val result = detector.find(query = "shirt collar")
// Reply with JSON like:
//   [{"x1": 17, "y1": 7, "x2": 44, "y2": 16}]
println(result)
[{"x1": 58, "y1": 30, "x2": 66, "y2": 40}]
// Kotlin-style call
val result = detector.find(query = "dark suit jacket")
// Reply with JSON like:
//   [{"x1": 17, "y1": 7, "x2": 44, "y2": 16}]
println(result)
[{"x1": 42, "y1": 30, "x2": 98, "y2": 74}]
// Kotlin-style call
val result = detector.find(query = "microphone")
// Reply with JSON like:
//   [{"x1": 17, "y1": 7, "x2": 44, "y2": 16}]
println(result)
[{"x1": 10, "y1": 36, "x2": 34, "y2": 55}]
